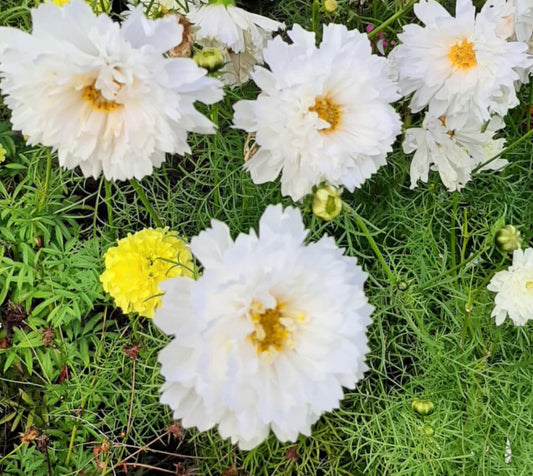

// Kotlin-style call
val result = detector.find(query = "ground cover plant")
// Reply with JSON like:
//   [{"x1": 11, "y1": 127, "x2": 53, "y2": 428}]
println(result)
[{"x1": 0, "y1": 0, "x2": 532, "y2": 474}]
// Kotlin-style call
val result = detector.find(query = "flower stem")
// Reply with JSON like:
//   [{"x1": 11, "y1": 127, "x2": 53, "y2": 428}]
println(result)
[
  {"x1": 472, "y1": 127, "x2": 533, "y2": 174},
  {"x1": 130, "y1": 179, "x2": 163, "y2": 228},
  {"x1": 0, "y1": 443, "x2": 24, "y2": 465},
  {"x1": 367, "y1": 0, "x2": 417, "y2": 40},
  {"x1": 37, "y1": 149, "x2": 52, "y2": 213},
  {"x1": 342, "y1": 201, "x2": 395, "y2": 282},
  {"x1": 104, "y1": 179, "x2": 115, "y2": 236}
]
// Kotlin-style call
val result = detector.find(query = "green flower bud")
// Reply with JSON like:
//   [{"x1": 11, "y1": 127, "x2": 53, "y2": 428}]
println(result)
[
  {"x1": 193, "y1": 49, "x2": 225, "y2": 73},
  {"x1": 412, "y1": 399, "x2": 434, "y2": 416},
  {"x1": 0, "y1": 144, "x2": 6, "y2": 164},
  {"x1": 495, "y1": 225, "x2": 522, "y2": 253},
  {"x1": 322, "y1": 0, "x2": 338, "y2": 13},
  {"x1": 421, "y1": 425, "x2": 434, "y2": 437},
  {"x1": 312, "y1": 185, "x2": 342, "y2": 221},
  {"x1": 397, "y1": 281, "x2": 408, "y2": 291}
]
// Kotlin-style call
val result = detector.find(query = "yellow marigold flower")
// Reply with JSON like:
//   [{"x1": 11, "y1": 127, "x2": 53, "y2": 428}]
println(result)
[{"x1": 100, "y1": 228, "x2": 194, "y2": 318}]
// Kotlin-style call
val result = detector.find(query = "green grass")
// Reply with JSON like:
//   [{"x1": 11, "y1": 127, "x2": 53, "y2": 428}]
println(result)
[{"x1": 1, "y1": 0, "x2": 533, "y2": 474}]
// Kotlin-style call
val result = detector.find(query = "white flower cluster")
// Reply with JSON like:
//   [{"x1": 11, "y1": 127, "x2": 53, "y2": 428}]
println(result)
[
  {"x1": 187, "y1": 0, "x2": 284, "y2": 87},
  {"x1": 390, "y1": 0, "x2": 532, "y2": 191},
  {"x1": 146, "y1": 0, "x2": 284, "y2": 88},
  {"x1": 1, "y1": 0, "x2": 531, "y2": 454}
]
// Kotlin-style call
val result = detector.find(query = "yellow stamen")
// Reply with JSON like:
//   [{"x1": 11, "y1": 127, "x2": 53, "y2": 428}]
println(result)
[
  {"x1": 309, "y1": 96, "x2": 342, "y2": 133},
  {"x1": 248, "y1": 300, "x2": 302, "y2": 354},
  {"x1": 448, "y1": 39, "x2": 477, "y2": 71},
  {"x1": 526, "y1": 281, "x2": 533, "y2": 291},
  {"x1": 82, "y1": 82, "x2": 123, "y2": 112}
]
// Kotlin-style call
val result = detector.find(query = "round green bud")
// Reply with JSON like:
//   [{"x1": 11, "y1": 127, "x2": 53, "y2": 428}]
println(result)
[
  {"x1": 323, "y1": 0, "x2": 338, "y2": 13},
  {"x1": 397, "y1": 281, "x2": 408, "y2": 291},
  {"x1": 412, "y1": 399, "x2": 434, "y2": 416},
  {"x1": 312, "y1": 185, "x2": 342, "y2": 221},
  {"x1": 495, "y1": 225, "x2": 522, "y2": 253},
  {"x1": 193, "y1": 49, "x2": 225, "y2": 73},
  {"x1": 421, "y1": 425, "x2": 434, "y2": 437}
]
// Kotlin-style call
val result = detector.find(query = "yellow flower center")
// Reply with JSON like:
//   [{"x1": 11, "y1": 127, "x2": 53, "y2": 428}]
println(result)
[
  {"x1": 526, "y1": 280, "x2": 533, "y2": 291},
  {"x1": 448, "y1": 39, "x2": 477, "y2": 71},
  {"x1": 82, "y1": 82, "x2": 123, "y2": 112},
  {"x1": 309, "y1": 96, "x2": 341, "y2": 133},
  {"x1": 248, "y1": 300, "x2": 304, "y2": 354}
]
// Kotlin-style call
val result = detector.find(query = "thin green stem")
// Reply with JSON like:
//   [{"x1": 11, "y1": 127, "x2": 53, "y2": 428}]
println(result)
[
  {"x1": 37, "y1": 149, "x2": 52, "y2": 213},
  {"x1": 342, "y1": 201, "x2": 395, "y2": 282},
  {"x1": 65, "y1": 425, "x2": 77, "y2": 466},
  {"x1": 367, "y1": 0, "x2": 417, "y2": 39},
  {"x1": 130, "y1": 179, "x2": 163, "y2": 228},
  {"x1": 104, "y1": 179, "x2": 115, "y2": 236},
  {"x1": 312, "y1": 0, "x2": 320, "y2": 34},
  {"x1": 450, "y1": 192, "x2": 458, "y2": 270},
  {"x1": 0, "y1": 442, "x2": 24, "y2": 465},
  {"x1": 527, "y1": 81, "x2": 533, "y2": 131},
  {"x1": 472, "y1": 127, "x2": 533, "y2": 174}
]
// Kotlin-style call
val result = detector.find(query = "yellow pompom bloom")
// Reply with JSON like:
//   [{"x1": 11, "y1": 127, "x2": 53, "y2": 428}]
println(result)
[{"x1": 100, "y1": 228, "x2": 194, "y2": 318}]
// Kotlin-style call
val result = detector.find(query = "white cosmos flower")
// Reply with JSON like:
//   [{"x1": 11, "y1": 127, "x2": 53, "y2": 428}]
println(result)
[
  {"x1": 233, "y1": 23, "x2": 402, "y2": 201},
  {"x1": 481, "y1": 0, "x2": 533, "y2": 46},
  {"x1": 391, "y1": 0, "x2": 529, "y2": 129},
  {"x1": 154, "y1": 204, "x2": 372, "y2": 450},
  {"x1": 480, "y1": 0, "x2": 533, "y2": 82},
  {"x1": 186, "y1": 0, "x2": 283, "y2": 87},
  {"x1": 0, "y1": 0, "x2": 223, "y2": 180},
  {"x1": 403, "y1": 113, "x2": 507, "y2": 191},
  {"x1": 487, "y1": 248, "x2": 533, "y2": 326}
]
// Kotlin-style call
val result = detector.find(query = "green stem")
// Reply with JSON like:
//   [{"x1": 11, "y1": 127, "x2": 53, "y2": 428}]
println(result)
[
  {"x1": 130, "y1": 179, "x2": 163, "y2": 228},
  {"x1": 472, "y1": 127, "x2": 533, "y2": 174},
  {"x1": 450, "y1": 192, "x2": 458, "y2": 270},
  {"x1": 0, "y1": 442, "x2": 24, "y2": 465},
  {"x1": 37, "y1": 150, "x2": 52, "y2": 213},
  {"x1": 65, "y1": 425, "x2": 77, "y2": 466},
  {"x1": 104, "y1": 179, "x2": 115, "y2": 235},
  {"x1": 342, "y1": 201, "x2": 395, "y2": 282},
  {"x1": 527, "y1": 81, "x2": 533, "y2": 131},
  {"x1": 311, "y1": 0, "x2": 320, "y2": 34},
  {"x1": 367, "y1": 0, "x2": 417, "y2": 39}
]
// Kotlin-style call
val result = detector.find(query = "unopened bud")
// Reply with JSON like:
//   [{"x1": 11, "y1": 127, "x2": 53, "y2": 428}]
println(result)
[
  {"x1": 412, "y1": 399, "x2": 434, "y2": 416},
  {"x1": 0, "y1": 144, "x2": 6, "y2": 164},
  {"x1": 312, "y1": 185, "x2": 342, "y2": 221},
  {"x1": 323, "y1": 0, "x2": 337, "y2": 13},
  {"x1": 495, "y1": 225, "x2": 522, "y2": 253},
  {"x1": 193, "y1": 48, "x2": 225, "y2": 73}
]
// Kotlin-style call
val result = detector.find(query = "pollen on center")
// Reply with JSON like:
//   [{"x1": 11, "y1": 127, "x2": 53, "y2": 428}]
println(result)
[
  {"x1": 248, "y1": 300, "x2": 303, "y2": 354},
  {"x1": 82, "y1": 82, "x2": 123, "y2": 112},
  {"x1": 526, "y1": 280, "x2": 533, "y2": 291},
  {"x1": 309, "y1": 96, "x2": 342, "y2": 133},
  {"x1": 448, "y1": 39, "x2": 477, "y2": 71}
]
